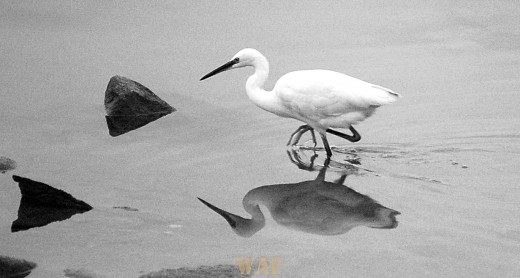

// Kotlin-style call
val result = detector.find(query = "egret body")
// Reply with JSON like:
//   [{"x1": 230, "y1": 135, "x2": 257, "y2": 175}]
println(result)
[{"x1": 200, "y1": 48, "x2": 400, "y2": 156}]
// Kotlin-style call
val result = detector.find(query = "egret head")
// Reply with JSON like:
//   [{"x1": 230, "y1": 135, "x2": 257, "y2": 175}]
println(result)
[
  {"x1": 197, "y1": 197, "x2": 265, "y2": 237},
  {"x1": 200, "y1": 48, "x2": 265, "y2": 80}
]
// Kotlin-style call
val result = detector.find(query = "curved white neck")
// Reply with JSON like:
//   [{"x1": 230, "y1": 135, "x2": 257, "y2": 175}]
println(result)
[{"x1": 245, "y1": 57, "x2": 281, "y2": 115}]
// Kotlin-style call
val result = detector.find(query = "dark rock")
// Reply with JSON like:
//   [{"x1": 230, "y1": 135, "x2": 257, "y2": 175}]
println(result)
[
  {"x1": 104, "y1": 76, "x2": 175, "y2": 136},
  {"x1": 64, "y1": 268, "x2": 105, "y2": 278},
  {"x1": 11, "y1": 175, "x2": 93, "y2": 232},
  {"x1": 0, "y1": 255, "x2": 37, "y2": 278},
  {"x1": 0, "y1": 156, "x2": 17, "y2": 173},
  {"x1": 138, "y1": 265, "x2": 253, "y2": 278}
]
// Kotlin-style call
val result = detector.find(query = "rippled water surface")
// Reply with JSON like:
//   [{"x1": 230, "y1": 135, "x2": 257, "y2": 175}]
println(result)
[{"x1": 1, "y1": 1, "x2": 520, "y2": 277}]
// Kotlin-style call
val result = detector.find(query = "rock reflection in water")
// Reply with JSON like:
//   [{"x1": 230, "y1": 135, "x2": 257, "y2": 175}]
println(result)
[
  {"x1": 198, "y1": 158, "x2": 399, "y2": 237},
  {"x1": 105, "y1": 113, "x2": 171, "y2": 137},
  {"x1": 11, "y1": 175, "x2": 93, "y2": 232},
  {"x1": 0, "y1": 255, "x2": 37, "y2": 278}
]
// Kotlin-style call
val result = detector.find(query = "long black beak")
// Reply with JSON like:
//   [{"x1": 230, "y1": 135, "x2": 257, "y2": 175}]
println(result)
[
  {"x1": 200, "y1": 58, "x2": 239, "y2": 81},
  {"x1": 197, "y1": 197, "x2": 238, "y2": 228}
]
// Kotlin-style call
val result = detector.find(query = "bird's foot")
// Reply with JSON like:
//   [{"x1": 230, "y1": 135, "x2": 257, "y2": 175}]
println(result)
[
  {"x1": 326, "y1": 126, "x2": 361, "y2": 143},
  {"x1": 287, "y1": 125, "x2": 316, "y2": 146}
]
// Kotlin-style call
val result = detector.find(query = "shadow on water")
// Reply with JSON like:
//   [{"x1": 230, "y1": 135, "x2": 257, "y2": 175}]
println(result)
[
  {"x1": 11, "y1": 176, "x2": 93, "y2": 232},
  {"x1": 198, "y1": 154, "x2": 399, "y2": 238}
]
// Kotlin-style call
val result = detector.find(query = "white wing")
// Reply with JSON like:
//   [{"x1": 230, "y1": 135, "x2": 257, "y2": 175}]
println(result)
[{"x1": 273, "y1": 70, "x2": 400, "y2": 126}]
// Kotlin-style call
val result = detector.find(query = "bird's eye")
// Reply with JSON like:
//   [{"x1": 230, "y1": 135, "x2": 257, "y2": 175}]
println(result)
[{"x1": 233, "y1": 57, "x2": 240, "y2": 63}]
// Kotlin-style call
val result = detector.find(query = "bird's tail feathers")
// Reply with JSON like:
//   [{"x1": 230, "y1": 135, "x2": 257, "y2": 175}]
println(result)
[{"x1": 370, "y1": 85, "x2": 401, "y2": 105}]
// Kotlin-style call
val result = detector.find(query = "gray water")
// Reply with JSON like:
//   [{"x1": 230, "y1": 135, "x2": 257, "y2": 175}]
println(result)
[{"x1": 1, "y1": 1, "x2": 519, "y2": 277}]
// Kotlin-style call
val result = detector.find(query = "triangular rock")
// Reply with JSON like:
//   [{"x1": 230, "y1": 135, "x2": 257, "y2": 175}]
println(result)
[
  {"x1": 104, "y1": 76, "x2": 175, "y2": 136},
  {"x1": 11, "y1": 175, "x2": 93, "y2": 232}
]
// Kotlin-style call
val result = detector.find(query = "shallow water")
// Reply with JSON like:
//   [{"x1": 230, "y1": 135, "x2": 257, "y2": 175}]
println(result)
[{"x1": 1, "y1": 1, "x2": 520, "y2": 277}]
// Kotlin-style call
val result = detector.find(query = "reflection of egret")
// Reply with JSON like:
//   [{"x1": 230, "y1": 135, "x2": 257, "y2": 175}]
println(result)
[
  {"x1": 287, "y1": 148, "x2": 364, "y2": 174},
  {"x1": 200, "y1": 48, "x2": 400, "y2": 156},
  {"x1": 198, "y1": 159, "x2": 399, "y2": 237}
]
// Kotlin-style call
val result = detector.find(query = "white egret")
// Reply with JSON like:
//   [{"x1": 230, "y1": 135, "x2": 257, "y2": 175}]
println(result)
[{"x1": 200, "y1": 48, "x2": 400, "y2": 156}]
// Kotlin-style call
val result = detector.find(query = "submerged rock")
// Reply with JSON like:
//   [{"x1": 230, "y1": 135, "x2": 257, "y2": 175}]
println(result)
[
  {"x1": 0, "y1": 156, "x2": 17, "y2": 173},
  {"x1": 104, "y1": 75, "x2": 175, "y2": 136},
  {"x1": 112, "y1": 206, "x2": 138, "y2": 211},
  {"x1": 11, "y1": 175, "x2": 93, "y2": 232},
  {"x1": 64, "y1": 268, "x2": 106, "y2": 278},
  {"x1": 0, "y1": 255, "x2": 37, "y2": 278},
  {"x1": 139, "y1": 265, "x2": 253, "y2": 278}
]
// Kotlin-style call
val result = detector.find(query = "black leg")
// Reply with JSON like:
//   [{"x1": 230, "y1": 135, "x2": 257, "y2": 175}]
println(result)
[
  {"x1": 286, "y1": 149, "x2": 318, "y2": 171},
  {"x1": 326, "y1": 126, "x2": 361, "y2": 142},
  {"x1": 309, "y1": 129, "x2": 317, "y2": 147},
  {"x1": 287, "y1": 125, "x2": 317, "y2": 146},
  {"x1": 288, "y1": 125, "x2": 309, "y2": 145},
  {"x1": 319, "y1": 133, "x2": 333, "y2": 157},
  {"x1": 287, "y1": 125, "x2": 306, "y2": 145}
]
